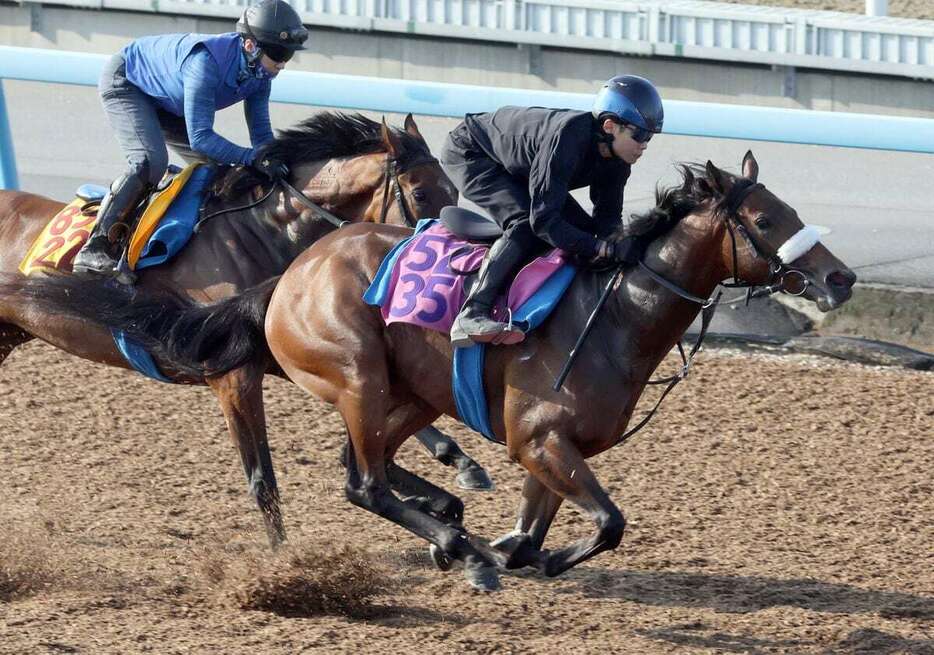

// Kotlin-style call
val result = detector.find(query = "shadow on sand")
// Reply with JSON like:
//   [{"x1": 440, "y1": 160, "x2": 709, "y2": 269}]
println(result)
[{"x1": 546, "y1": 568, "x2": 934, "y2": 619}]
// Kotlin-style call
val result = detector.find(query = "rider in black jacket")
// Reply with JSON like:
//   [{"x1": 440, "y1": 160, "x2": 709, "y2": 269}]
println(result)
[{"x1": 440, "y1": 75, "x2": 665, "y2": 347}]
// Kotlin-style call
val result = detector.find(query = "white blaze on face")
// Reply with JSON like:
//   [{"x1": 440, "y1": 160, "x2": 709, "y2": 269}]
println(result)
[{"x1": 776, "y1": 225, "x2": 821, "y2": 264}]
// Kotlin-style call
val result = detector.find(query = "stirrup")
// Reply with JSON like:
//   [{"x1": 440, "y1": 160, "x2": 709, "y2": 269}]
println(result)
[{"x1": 490, "y1": 309, "x2": 525, "y2": 345}]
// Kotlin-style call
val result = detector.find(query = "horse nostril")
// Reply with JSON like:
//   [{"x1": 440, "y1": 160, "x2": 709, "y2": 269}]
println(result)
[{"x1": 826, "y1": 269, "x2": 856, "y2": 290}]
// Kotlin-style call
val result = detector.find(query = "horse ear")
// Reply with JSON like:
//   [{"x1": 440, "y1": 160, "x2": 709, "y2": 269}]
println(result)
[
  {"x1": 741, "y1": 150, "x2": 759, "y2": 182},
  {"x1": 403, "y1": 113, "x2": 424, "y2": 141},
  {"x1": 705, "y1": 160, "x2": 728, "y2": 194},
  {"x1": 380, "y1": 117, "x2": 402, "y2": 158}
]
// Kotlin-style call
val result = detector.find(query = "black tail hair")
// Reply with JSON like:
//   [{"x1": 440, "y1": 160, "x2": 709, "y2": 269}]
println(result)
[{"x1": 0, "y1": 275, "x2": 279, "y2": 378}]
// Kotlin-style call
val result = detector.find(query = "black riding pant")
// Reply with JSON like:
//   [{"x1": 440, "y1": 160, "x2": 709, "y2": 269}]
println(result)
[{"x1": 440, "y1": 128, "x2": 594, "y2": 262}]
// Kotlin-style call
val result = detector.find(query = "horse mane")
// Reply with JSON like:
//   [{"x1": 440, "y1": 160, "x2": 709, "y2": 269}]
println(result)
[
  {"x1": 214, "y1": 112, "x2": 430, "y2": 200},
  {"x1": 622, "y1": 163, "x2": 732, "y2": 243}
]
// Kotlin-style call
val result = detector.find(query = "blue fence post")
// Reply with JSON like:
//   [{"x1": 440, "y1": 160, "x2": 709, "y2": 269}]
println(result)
[{"x1": 0, "y1": 80, "x2": 19, "y2": 191}]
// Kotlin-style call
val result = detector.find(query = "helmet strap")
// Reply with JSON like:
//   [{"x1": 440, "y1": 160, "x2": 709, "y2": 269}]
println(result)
[{"x1": 594, "y1": 117, "x2": 622, "y2": 160}]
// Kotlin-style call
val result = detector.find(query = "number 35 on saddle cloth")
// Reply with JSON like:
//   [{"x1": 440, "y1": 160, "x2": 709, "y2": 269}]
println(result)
[
  {"x1": 19, "y1": 163, "x2": 215, "y2": 276},
  {"x1": 364, "y1": 219, "x2": 577, "y2": 441}
]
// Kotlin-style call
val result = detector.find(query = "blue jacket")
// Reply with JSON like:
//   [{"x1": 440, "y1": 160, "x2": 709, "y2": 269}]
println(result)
[{"x1": 122, "y1": 32, "x2": 274, "y2": 165}]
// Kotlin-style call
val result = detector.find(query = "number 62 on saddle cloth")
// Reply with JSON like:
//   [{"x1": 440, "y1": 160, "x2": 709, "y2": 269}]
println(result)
[{"x1": 19, "y1": 164, "x2": 203, "y2": 277}]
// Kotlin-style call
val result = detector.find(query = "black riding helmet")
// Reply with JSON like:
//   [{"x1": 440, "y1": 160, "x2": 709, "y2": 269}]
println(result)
[{"x1": 237, "y1": 0, "x2": 309, "y2": 62}]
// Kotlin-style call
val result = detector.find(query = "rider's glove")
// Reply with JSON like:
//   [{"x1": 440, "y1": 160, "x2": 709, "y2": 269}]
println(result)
[
  {"x1": 252, "y1": 148, "x2": 290, "y2": 182},
  {"x1": 591, "y1": 237, "x2": 643, "y2": 267}
]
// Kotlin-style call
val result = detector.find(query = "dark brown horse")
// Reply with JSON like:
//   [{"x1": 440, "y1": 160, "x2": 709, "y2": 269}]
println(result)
[
  {"x1": 0, "y1": 112, "x2": 491, "y2": 548},
  {"x1": 5, "y1": 152, "x2": 856, "y2": 591}
]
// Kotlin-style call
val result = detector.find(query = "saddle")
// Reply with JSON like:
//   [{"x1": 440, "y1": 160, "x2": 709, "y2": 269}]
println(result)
[
  {"x1": 438, "y1": 206, "x2": 502, "y2": 242},
  {"x1": 20, "y1": 164, "x2": 215, "y2": 276}
]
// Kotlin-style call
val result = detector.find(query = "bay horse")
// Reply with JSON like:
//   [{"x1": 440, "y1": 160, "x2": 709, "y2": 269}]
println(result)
[
  {"x1": 0, "y1": 112, "x2": 491, "y2": 548},
  {"x1": 3, "y1": 152, "x2": 856, "y2": 591}
]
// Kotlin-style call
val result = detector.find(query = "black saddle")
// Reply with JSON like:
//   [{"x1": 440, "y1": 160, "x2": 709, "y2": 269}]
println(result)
[{"x1": 439, "y1": 206, "x2": 503, "y2": 241}]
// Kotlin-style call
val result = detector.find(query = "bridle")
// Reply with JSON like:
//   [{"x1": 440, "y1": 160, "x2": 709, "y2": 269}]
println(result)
[
  {"x1": 719, "y1": 178, "x2": 812, "y2": 301},
  {"x1": 376, "y1": 153, "x2": 440, "y2": 227},
  {"x1": 610, "y1": 177, "x2": 822, "y2": 446}
]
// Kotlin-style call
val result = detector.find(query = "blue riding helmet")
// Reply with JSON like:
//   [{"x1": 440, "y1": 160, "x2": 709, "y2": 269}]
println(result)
[{"x1": 592, "y1": 75, "x2": 664, "y2": 135}]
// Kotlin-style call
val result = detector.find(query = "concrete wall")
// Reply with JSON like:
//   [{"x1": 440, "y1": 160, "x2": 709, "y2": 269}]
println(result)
[{"x1": 2, "y1": 2, "x2": 933, "y2": 118}]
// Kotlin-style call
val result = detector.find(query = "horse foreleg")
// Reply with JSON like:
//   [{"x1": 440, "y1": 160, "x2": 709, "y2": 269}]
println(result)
[
  {"x1": 207, "y1": 363, "x2": 284, "y2": 548},
  {"x1": 514, "y1": 434, "x2": 625, "y2": 577},
  {"x1": 491, "y1": 473, "x2": 564, "y2": 570},
  {"x1": 414, "y1": 425, "x2": 494, "y2": 491},
  {"x1": 340, "y1": 393, "x2": 500, "y2": 591}
]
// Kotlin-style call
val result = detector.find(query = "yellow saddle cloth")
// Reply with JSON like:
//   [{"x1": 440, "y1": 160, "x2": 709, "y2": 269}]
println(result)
[{"x1": 19, "y1": 164, "x2": 199, "y2": 276}]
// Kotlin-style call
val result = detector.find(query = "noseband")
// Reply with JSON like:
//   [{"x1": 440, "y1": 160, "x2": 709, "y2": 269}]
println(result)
[
  {"x1": 377, "y1": 153, "x2": 439, "y2": 228},
  {"x1": 721, "y1": 179, "x2": 818, "y2": 300},
  {"x1": 609, "y1": 178, "x2": 822, "y2": 446}
]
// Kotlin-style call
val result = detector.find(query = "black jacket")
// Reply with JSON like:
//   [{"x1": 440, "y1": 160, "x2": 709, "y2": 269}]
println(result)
[{"x1": 462, "y1": 106, "x2": 631, "y2": 255}]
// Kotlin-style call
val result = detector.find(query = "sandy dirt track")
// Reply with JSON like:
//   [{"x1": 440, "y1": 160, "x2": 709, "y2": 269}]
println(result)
[{"x1": 0, "y1": 340, "x2": 931, "y2": 654}]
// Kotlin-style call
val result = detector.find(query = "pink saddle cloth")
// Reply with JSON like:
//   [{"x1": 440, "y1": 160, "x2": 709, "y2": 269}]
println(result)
[{"x1": 375, "y1": 222, "x2": 570, "y2": 333}]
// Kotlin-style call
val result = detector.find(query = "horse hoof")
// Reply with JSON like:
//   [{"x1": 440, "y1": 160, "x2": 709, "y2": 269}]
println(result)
[
  {"x1": 429, "y1": 544, "x2": 453, "y2": 571},
  {"x1": 455, "y1": 466, "x2": 495, "y2": 492},
  {"x1": 464, "y1": 564, "x2": 501, "y2": 592}
]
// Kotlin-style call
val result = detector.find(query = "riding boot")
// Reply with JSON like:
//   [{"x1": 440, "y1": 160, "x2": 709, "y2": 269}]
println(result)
[
  {"x1": 451, "y1": 235, "x2": 529, "y2": 348},
  {"x1": 72, "y1": 173, "x2": 151, "y2": 276}
]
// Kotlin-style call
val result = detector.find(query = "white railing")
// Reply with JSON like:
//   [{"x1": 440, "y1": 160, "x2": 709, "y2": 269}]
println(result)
[{"x1": 20, "y1": 0, "x2": 933, "y2": 78}]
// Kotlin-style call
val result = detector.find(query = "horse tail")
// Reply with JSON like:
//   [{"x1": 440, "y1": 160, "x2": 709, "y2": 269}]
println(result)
[{"x1": 0, "y1": 274, "x2": 279, "y2": 378}]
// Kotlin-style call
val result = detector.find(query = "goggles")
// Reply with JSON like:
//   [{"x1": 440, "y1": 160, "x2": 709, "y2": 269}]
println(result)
[
  {"x1": 261, "y1": 44, "x2": 295, "y2": 63},
  {"x1": 625, "y1": 124, "x2": 655, "y2": 144}
]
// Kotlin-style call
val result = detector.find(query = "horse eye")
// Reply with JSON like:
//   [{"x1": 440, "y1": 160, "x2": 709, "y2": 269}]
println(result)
[
  {"x1": 754, "y1": 215, "x2": 771, "y2": 230},
  {"x1": 412, "y1": 189, "x2": 428, "y2": 203}
]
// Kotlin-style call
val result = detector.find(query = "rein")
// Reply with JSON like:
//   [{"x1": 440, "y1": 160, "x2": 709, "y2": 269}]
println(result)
[
  {"x1": 610, "y1": 178, "x2": 824, "y2": 446},
  {"x1": 196, "y1": 150, "x2": 438, "y2": 233}
]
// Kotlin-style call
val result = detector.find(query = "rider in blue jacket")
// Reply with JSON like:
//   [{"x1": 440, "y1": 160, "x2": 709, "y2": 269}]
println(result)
[
  {"x1": 441, "y1": 75, "x2": 665, "y2": 347},
  {"x1": 73, "y1": 0, "x2": 308, "y2": 276}
]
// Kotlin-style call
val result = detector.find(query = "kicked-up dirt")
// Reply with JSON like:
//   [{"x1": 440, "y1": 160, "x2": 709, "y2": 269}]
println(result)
[{"x1": 0, "y1": 340, "x2": 931, "y2": 654}]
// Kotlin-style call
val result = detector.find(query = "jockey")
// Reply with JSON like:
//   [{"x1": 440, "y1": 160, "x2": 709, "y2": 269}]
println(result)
[
  {"x1": 441, "y1": 75, "x2": 664, "y2": 347},
  {"x1": 73, "y1": 0, "x2": 308, "y2": 276}
]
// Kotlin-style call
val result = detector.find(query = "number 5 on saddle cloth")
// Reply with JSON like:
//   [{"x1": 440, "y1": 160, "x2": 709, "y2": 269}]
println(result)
[{"x1": 363, "y1": 211, "x2": 578, "y2": 440}]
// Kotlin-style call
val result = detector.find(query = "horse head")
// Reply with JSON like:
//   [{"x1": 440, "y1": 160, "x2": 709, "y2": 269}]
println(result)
[
  {"x1": 275, "y1": 112, "x2": 455, "y2": 229},
  {"x1": 371, "y1": 114, "x2": 458, "y2": 226},
  {"x1": 700, "y1": 151, "x2": 856, "y2": 311}
]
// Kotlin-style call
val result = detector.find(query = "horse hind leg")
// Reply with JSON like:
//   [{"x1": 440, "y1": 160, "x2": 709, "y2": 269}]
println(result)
[
  {"x1": 0, "y1": 324, "x2": 34, "y2": 366},
  {"x1": 414, "y1": 425, "x2": 494, "y2": 491},
  {"x1": 207, "y1": 362, "x2": 285, "y2": 548}
]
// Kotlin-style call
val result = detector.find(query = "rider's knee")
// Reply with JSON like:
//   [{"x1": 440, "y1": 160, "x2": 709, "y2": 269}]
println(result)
[{"x1": 128, "y1": 155, "x2": 165, "y2": 187}]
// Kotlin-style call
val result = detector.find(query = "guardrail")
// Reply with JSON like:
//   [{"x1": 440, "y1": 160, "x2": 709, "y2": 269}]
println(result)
[
  {"x1": 2, "y1": 45, "x2": 934, "y2": 189},
  {"x1": 16, "y1": 0, "x2": 934, "y2": 79}
]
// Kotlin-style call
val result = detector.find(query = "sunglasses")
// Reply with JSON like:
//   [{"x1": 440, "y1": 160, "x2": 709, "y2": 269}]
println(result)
[
  {"x1": 261, "y1": 44, "x2": 295, "y2": 63},
  {"x1": 625, "y1": 124, "x2": 654, "y2": 144}
]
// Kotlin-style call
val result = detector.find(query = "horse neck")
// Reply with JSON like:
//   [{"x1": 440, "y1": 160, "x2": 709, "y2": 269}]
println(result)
[
  {"x1": 610, "y1": 210, "x2": 727, "y2": 368},
  {"x1": 251, "y1": 155, "x2": 383, "y2": 252}
]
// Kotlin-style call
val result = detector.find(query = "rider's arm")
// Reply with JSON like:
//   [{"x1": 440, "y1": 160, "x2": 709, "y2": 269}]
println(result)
[
  {"x1": 528, "y1": 130, "x2": 601, "y2": 258},
  {"x1": 590, "y1": 162, "x2": 631, "y2": 238},
  {"x1": 243, "y1": 82, "x2": 275, "y2": 149},
  {"x1": 181, "y1": 48, "x2": 254, "y2": 165}
]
